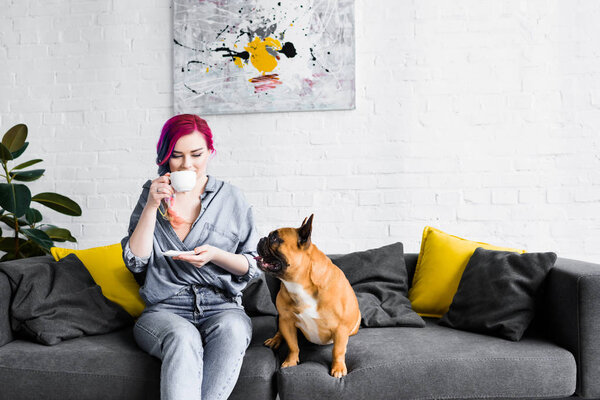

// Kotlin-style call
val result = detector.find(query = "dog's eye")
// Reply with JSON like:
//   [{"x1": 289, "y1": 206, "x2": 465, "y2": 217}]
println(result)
[{"x1": 269, "y1": 235, "x2": 281, "y2": 245}]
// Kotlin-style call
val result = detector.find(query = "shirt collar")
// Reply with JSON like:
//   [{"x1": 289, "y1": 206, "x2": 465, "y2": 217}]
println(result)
[
  {"x1": 205, "y1": 175, "x2": 216, "y2": 193},
  {"x1": 201, "y1": 175, "x2": 217, "y2": 200}
]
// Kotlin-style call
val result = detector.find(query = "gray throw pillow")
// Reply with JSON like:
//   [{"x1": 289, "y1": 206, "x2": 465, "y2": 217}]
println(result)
[
  {"x1": 330, "y1": 242, "x2": 425, "y2": 328},
  {"x1": 1, "y1": 254, "x2": 133, "y2": 346},
  {"x1": 0, "y1": 271, "x2": 12, "y2": 347},
  {"x1": 242, "y1": 273, "x2": 278, "y2": 317},
  {"x1": 439, "y1": 247, "x2": 557, "y2": 341}
]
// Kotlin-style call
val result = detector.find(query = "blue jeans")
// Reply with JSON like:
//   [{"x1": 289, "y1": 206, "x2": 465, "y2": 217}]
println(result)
[{"x1": 133, "y1": 284, "x2": 252, "y2": 400}]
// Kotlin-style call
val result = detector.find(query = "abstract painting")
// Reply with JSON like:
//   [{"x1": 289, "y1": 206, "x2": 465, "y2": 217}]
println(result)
[{"x1": 173, "y1": 0, "x2": 355, "y2": 115}]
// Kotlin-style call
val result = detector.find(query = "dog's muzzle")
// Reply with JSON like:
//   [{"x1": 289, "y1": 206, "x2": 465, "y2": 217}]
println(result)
[{"x1": 255, "y1": 237, "x2": 286, "y2": 274}]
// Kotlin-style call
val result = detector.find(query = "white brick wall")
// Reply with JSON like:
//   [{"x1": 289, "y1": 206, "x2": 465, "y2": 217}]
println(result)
[{"x1": 1, "y1": 0, "x2": 599, "y2": 262}]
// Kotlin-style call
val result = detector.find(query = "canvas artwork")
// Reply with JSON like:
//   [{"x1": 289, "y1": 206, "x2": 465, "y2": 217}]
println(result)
[{"x1": 173, "y1": 0, "x2": 355, "y2": 115}]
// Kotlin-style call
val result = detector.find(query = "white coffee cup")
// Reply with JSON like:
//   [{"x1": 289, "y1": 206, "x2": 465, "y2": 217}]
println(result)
[{"x1": 169, "y1": 170, "x2": 197, "y2": 192}]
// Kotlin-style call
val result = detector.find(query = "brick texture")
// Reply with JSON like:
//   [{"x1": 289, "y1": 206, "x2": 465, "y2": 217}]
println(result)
[{"x1": 1, "y1": 0, "x2": 599, "y2": 262}]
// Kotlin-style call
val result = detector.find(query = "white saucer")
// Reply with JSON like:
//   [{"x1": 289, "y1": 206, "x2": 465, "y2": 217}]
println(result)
[{"x1": 162, "y1": 250, "x2": 196, "y2": 257}]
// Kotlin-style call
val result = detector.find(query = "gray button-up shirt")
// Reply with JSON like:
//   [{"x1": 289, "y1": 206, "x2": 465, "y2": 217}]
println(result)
[{"x1": 121, "y1": 175, "x2": 261, "y2": 306}]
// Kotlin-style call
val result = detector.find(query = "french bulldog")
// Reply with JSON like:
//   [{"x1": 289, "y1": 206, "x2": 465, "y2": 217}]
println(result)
[{"x1": 256, "y1": 214, "x2": 360, "y2": 378}]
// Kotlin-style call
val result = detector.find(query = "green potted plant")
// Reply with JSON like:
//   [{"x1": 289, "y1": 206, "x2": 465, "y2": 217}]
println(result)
[{"x1": 0, "y1": 123, "x2": 82, "y2": 260}]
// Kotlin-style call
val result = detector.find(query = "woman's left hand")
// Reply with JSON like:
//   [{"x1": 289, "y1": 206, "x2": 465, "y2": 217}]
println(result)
[{"x1": 173, "y1": 245, "x2": 222, "y2": 268}]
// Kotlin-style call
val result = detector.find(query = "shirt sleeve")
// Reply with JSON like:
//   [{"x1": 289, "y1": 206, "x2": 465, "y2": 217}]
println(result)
[
  {"x1": 121, "y1": 181, "x2": 153, "y2": 274},
  {"x1": 233, "y1": 205, "x2": 261, "y2": 283}
]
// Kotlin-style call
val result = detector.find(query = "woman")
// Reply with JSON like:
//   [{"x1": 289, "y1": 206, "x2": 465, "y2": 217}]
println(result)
[{"x1": 121, "y1": 114, "x2": 260, "y2": 400}]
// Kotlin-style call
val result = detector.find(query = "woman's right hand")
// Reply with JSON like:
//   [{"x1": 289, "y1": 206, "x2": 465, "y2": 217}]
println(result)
[{"x1": 146, "y1": 173, "x2": 175, "y2": 209}]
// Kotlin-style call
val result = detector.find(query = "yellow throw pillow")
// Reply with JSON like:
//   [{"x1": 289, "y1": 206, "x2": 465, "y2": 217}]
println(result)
[
  {"x1": 51, "y1": 243, "x2": 145, "y2": 318},
  {"x1": 408, "y1": 226, "x2": 525, "y2": 318}
]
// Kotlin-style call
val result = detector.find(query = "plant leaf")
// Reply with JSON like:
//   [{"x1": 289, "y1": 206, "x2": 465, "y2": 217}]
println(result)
[
  {"x1": 19, "y1": 241, "x2": 49, "y2": 257},
  {"x1": 12, "y1": 159, "x2": 43, "y2": 171},
  {"x1": 10, "y1": 169, "x2": 45, "y2": 182},
  {"x1": 40, "y1": 225, "x2": 76, "y2": 242},
  {"x1": 0, "y1": 237, "x2": 28, "y2": 252},
  {"x1": 11, "y1": 142, "x2": 29, "y2": 159},
  {"x1": 0, "y1": 252, "x2": 18, "y2": 261},
  {"x1": 0, "y1": 143, "x2": 13, "y2": 162},
  {"x1": 2, "y1": 124, "x2": 27, "y2": 152},
  {"x1": 0, "y1": 214, "x2": 29, "y2": 229},
  {"x1": 31, "y1": 192, "x2": 82, "y2": 216},
  {"x1": 20, "y1": 228, "x2": 54, "y2": 251},
  {"x1": 26, "y1": 208, "x2": 43, "y2": 224},
  {"x1": 0, "y1": 183, "x2": 32, "y2": 217}
]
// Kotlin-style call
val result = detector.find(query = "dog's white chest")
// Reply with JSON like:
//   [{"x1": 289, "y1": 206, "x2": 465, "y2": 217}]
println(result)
[{"x1": 281, "y1": 280, "x2": 332, "y2": 345}]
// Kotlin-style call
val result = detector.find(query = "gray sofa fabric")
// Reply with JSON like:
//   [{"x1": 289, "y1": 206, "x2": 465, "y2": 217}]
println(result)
[
  {"x1": 1, "y1": 253, "x2": 599, "y2": 400},
  {"x1": 544, "y1": 257, "x2": 600, "y2": 398},
  {"x1": 329, "y1": 242, "x2": 425, "y2": 327},
  {"x1": 0, "y1": 316, "x2": 278, "y2": 400},
  {"x1": 0, "y1": 328, "x2": 161, "y2": 400},
  {"x1": 0, "y1": 272, "x2": 12, "y2": 346},
  {"x1": 276, "y1": 319, "x2": 576, "y2": 400},
  {"x1": 1, "y1": 254, "x2": 133, "y2": 345}
]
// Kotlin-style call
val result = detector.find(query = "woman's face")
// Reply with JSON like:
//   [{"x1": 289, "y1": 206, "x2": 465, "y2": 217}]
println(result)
[{"x1": 168, "y1": 131, "x2": 211, "y2": 179}]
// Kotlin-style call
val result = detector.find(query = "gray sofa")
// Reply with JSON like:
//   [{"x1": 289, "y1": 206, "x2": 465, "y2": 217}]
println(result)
[{"x1": 1, "y1": 253, "x2": 599, "y2": 400}]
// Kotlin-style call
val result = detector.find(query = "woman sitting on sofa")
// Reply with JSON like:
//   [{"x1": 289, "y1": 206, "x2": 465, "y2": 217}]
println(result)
[{"x1": 121, "y1": 114, "x2": 260, "y2": 400}]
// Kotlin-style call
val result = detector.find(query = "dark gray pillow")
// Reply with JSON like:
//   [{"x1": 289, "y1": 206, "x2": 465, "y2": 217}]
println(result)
[
  {"x1": 0, "y1": 271, "x2": 12, "y2": 347},
  {"x1": 439, "y1": 247, "x2": 557, "y2": 341},
  {"x1": 242, "y1": 273, "x2": 278, "y2": 317},
  {"x1": 330, "y1": 242, "x2": 425, "y2": 328},
  {"x1": 1, "y1": 254, "x2": 133, "y2": 346}
]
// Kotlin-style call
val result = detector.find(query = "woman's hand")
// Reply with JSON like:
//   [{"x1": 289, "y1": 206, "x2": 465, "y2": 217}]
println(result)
[
  {"x1": 146, "y1": 173, "x2": 175, "y2": 209},
  {"x1": 174, "y1": 245, "x2": 250, "y2": 276},
  {"x1": 173, "y1": 244, "x2": 221, "y2": 268}
]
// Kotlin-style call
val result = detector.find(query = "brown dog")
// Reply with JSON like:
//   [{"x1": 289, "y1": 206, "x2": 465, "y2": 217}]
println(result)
[{"x1": 255, "y1": 214, "x2": 360, "y2": 378}]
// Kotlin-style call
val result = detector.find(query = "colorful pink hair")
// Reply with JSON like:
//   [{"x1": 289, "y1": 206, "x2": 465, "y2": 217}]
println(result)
[{"x1": 156, "y1": 114, "x2": 215, "y2": 175}]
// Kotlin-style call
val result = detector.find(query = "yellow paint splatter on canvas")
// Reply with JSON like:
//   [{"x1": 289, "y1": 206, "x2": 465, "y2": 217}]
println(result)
[{"x1": 244, "y1": 37, "x2": 282, "y2": 74}]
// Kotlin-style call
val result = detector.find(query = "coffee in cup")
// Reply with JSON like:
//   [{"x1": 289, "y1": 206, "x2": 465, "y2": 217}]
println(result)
[{"x1": 169, "y1": 170, "x2": 196, "y2": 192}]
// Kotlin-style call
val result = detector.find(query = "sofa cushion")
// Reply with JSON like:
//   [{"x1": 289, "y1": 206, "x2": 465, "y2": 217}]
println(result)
[
  {"x1": 0, "y1": 316, "x2": 279, "y2": 400},
  {"x1": 0, "y1": 329, "x2": 161, "y2": 400},
  {"x1": 408, "y1": 226, "x2": 525, "y2": 318},
  {"x1": 242, "y1": 273, "x2": 278, "y2": 318},
  {"x1": 276, "y1": 319, "x2": 576, "y2": 400},
  {"x1": 440, "y1": 248, "x2": 557, "y2": 341},
  {"x1": 1, "y1": 254, "x2": 133, "y2": 346},
  {"x1": 250, "y1": 315, "x2": 278, "y2": 346},
  {"x1": 0, "y1": 271, "x2": 12, "y2": 346},
  {"x1": 330, "y1": 242, "x2": 424, "y2": 327}
]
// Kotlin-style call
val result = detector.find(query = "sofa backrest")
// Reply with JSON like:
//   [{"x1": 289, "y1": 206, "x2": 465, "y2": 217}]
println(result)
[{"x1": 404, "y1": 253, "x2": 418, "y2": 288}]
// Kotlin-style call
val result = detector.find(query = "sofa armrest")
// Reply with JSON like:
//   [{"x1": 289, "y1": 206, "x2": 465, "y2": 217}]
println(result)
[
  {"x1": 543, "y1": 257, "x2": 600, "y2": 399},
  {"x1": 0, "y1": 271, "x2": 13, "y2": 346}
]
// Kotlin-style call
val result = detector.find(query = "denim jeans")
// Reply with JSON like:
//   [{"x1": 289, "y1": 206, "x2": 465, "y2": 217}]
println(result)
[{"x1": 133, "y1": 284, "x2": 252, "y2": 400}]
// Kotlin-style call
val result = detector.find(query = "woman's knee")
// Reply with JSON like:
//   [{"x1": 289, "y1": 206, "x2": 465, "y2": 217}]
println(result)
[
  {"x1": 134, "y1": 311, "x2": 203, "y2": 357},
  {"x1": 162, "y1": 322, "x2": 202, "y2": 352},
  {"x1": 215, "y1": 311, "x2": 252, "y2": 348}
]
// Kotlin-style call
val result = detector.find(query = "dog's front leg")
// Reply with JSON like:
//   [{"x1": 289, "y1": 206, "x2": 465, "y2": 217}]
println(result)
[
  {"x1": 331, "y1": 329, "x2": 351, "y2": 378},
  {"x1": 279, "y1": 316, "x2": 300, "y2": 368}
]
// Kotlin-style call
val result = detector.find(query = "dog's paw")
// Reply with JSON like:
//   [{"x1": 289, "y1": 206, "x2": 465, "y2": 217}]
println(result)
[
  {"x1": 281, "y1": 355, "x2": 299, "y2": 368},
  {"x1": 330, "y1": 361, "x2": 347, "y2": 378},
  {"x1": 264, "y1": 332, "x2": 282, "y2": 349}
]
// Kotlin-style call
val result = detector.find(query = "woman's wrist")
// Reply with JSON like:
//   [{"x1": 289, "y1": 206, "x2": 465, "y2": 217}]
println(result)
[
  {"x1": 144, "y1": 199, "x2": 160, "y2": 211},
  {"x1": 211, "y1": 248, "x2": 249, "y2": 276}
]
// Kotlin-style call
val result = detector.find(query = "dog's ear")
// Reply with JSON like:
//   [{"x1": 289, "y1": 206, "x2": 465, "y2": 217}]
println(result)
[{"x1": 297, "y1": 214, "x2": 314, "y2": 248}]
